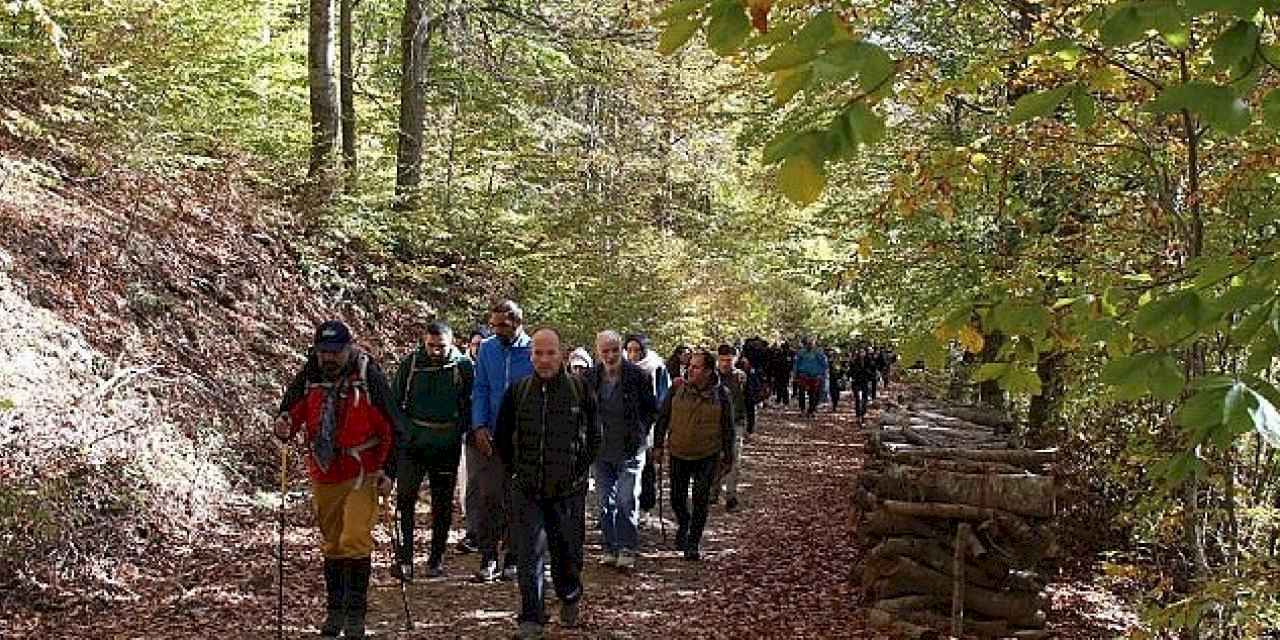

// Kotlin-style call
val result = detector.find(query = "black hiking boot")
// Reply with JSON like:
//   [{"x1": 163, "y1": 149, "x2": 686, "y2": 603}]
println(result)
[
  {"x1": 426, "y1": 552, "x2": 445, "y2": 578},
  {"x1": 319, "y1": 558, "x2": 346, "y2": 637},
  {"x1": 343, "y1": 557, "x2": 372, "y2": 639}
]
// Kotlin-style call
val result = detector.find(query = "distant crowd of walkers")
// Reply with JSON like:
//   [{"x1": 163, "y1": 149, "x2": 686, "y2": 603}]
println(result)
[{"x1": 272, "y1": 299, "x2": 895, "y2": 639}]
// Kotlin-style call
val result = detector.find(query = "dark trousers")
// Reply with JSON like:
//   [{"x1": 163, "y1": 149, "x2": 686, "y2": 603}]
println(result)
[
  {"x1": 511, "y1": 488, "x2": 585, "y2": 624},
  {"x1": 745, "y1": 397, "x2": 757, "y2": 434},
  {"x1": 669, "y1": 454, "x2": 718, "y2": 548},
  {"x1": 466, "y1": 442, "x2": 515, "y2": 564},
  {"x1": 773, "y1": 377, "x2": 790, "y2": 405},
  {"x1": 797, "y1": 375, "x2": 820, "y2": 415},
  {"x1": 396, "y1": 450, "x2": 457, "y2": 564},
  {"x1": 870, "y1": 372, "x2": 879, "y2": 398},
  {"x1": 639, "y1": 456, "x2": 657, "y2": 511},
  {"x1": 853, "y1": 383, "x2": 870, "y2": 418},
  {"x1": 830, "y1": 384, "x2": 841, "y2": 411}
]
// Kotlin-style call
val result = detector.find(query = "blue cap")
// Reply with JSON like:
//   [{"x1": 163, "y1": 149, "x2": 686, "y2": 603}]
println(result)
[{"x1": 314, "y1": 320, "x2": 352, "y2": 352}]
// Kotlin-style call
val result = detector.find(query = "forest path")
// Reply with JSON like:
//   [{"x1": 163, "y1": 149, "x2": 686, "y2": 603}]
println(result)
[{"x1": 358, "y1": 399, "x2": 871, "y2": 639}]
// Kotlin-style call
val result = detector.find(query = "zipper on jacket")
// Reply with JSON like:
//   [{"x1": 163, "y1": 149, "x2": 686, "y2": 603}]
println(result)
[{"x1": 539, "y1": 382, "x2": 548, "y2": 494}]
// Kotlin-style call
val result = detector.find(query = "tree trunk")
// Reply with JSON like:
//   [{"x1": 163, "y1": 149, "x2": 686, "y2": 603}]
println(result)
[
  {"x1": 1027, "y1": 348, "x2": 1065, "y2": 446},
  {"x1": 977, "y1": 330, "x2": 1008, "y2": 414},
  {"x1": 339, "y1": 0, "x2": 356, "y2": 185},
  {"x1": 394, "y1": 0, "x2": 431, "y2": 211},
  {"x1": 308, "y1": 0, "x2": 341, "y2": 194}
]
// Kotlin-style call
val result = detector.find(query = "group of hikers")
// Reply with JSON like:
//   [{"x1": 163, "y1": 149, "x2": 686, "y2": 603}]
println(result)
[{"x1": 272, "y1": 300, "x2": 895, "y2": 639}]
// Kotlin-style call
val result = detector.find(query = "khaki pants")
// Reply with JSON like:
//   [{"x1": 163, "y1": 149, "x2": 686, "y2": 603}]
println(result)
[{"x1": 313, "y1": 477, "x2": 379, "y2": 559}]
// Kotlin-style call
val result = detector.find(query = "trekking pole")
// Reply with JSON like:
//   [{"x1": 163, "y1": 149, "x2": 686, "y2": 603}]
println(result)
[
  {"x1": 657, "y1": 452, "x2": 668, "y2": 545},
  {"x1": 277, "y1": 445, "x2": 287, "y2": 640},
  {"x1": 383, "y1": 496, "x2": 413, "y2": 630}
]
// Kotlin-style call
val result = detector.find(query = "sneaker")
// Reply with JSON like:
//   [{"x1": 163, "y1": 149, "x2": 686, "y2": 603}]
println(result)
[
  {"x1": 425, "y1": 556, "x2": 445, "y2": 578},
  {"x1": 390, "y1": 562, "x2": 414, "y2": 583},
  {"x1": 683, "y1": 545, "x2": 702, "y2": 561},
  {"x1": 725, "y1": 496, "x2": 739, "y2": 513},
  {"x1": 560, "y1": 600, "x2": 580, "y2": 628},
  {"x1": 514, "y1": 621, "x2": 545, "y2": 640},
  {"x1": 457, "y1": 536, "x2": 478, "y2": 555},
  {"x1": 472, "y1": 558, "x2": 499, "y2": 583},
  {"x1": 599, "y1": 551, "x2": 618, "y2": 567},
  {"x1": 616, "y1": 551, "x2": 636, "y2": 570}
]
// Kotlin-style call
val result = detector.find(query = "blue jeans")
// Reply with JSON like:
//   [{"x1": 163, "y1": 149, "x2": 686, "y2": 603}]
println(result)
[
  {"x1": 511, "y1": 487, "x2": 585, "y2": 624},
  {"x1": 595, "y1": 451, "x2": 645, "y2": 553}
]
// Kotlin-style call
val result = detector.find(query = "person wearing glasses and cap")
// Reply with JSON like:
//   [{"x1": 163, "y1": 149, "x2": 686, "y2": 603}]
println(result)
[{"x1": 273, "y1": 320, "x2": 399, "y2": 639}]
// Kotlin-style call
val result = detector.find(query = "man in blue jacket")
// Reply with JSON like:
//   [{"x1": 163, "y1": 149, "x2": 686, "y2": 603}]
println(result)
[
  {"x1": 468, "y1": 299, "x2": 533, "y2": 582},
  {"x1": 792, "y1": 337, "x2": 828, "y2": 419}
]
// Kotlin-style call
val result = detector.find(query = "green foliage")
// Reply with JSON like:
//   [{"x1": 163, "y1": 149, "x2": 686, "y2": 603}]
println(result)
[{"x1": 1149, "y1": 82, "x2": 1250, "y2": 135}]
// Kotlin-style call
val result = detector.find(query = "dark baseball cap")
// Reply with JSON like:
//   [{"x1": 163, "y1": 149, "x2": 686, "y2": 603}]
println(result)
[{"x1": 314, "y1": 320, "x2": 352, "y2": 351}]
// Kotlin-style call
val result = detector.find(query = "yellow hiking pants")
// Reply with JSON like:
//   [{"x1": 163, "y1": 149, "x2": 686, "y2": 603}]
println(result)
[{"x1": 313, "y1": 477, "x2": 379, "y2": 559}]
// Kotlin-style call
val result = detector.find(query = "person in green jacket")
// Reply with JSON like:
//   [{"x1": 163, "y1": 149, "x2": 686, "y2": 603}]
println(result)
[{"x1": 390, "y1": 321, "x2": 474, "y2": 579}]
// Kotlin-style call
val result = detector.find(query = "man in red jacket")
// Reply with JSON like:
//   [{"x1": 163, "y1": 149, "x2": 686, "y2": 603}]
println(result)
[{"x1": 274, "y1": 320, "x2": 399, "y2": 639}]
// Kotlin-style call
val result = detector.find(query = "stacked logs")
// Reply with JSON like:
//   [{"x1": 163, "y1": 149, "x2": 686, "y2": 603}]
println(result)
[{"x1": 855, "y1": 397, "x2": 1057, "y2": 639}]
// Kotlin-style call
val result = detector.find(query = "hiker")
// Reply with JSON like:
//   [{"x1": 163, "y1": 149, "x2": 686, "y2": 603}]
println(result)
[
  {"x1": 792, "y1": 337, "x2": 828, "y2": 418},
  {"x1": 390, "y1": 321, "x2": 474, "y2": 580},
  {"x1": 770, "y1": 341, "x2": 793, "y2": 407},
  {"x1": 653, "y1": 349, "x2": 735, "y2": 560},
  {"x1": 870, "y1": 346, "x2": 885, "y2": 398},
  {"x1": 737, "y1": 352, "x2": 763, "y2": 442},
  {"x1": 273, "y1": 320, "x2": 397, "y2": 639},
  {"x1": 584, "y1": 330, "x2": 657, "y2": 569},
  {"x1": 826, "y1": 347, "x2": 844, "y2": 413},
  {"x1": 496, "y1": 327, "x2": 601, "y2": 640},
  {"x1": 848, "y1": 349, "x2": 875, "y2": 425},
  {"x1": 879, "y1": 346, "x2": 896, "y2": 393},
  {"x1": 469, "y1": 299, "x2": 532, "y2": 582},
  {"x1": 713, "y1": 344, "x2": 748, "y2": 512},
  {"x1": 624, "y1": 333, "x2": 670, "y2": 530},
  {"x1": 666, "y1": 344, "x2": 692, "y2": 382},
  {"x1": 456, "y1": 328, "x2": 490, "y2": 557}
]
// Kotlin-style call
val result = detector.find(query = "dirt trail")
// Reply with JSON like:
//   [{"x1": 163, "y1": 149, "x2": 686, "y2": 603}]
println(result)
[{"x1": 356, "y1": 401, "x2": 869, "y2": 639}]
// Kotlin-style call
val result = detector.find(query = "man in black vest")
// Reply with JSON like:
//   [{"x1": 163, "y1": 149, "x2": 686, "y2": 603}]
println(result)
[{"x1": 496, "y1": 327, "x2": 601, "y2": 640}]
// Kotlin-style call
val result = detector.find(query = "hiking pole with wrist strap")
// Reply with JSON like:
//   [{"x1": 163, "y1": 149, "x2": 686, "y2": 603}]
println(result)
[
  {"x1": 277, "y1": 445, "x2": 287, "y2": 640},
  {"x1": 383, "y1": 494, "x2": 413, "y2": 630}
]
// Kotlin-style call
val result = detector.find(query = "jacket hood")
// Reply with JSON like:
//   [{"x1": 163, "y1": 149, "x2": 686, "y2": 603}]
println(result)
[{"x1": 633, "y1": 350, "x2": 665, "y2": 376}]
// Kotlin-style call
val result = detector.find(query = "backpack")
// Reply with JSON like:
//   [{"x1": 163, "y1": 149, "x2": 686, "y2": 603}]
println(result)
[{"x1": 399, "y1": 349, "x2": 466, "y2": 412}]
